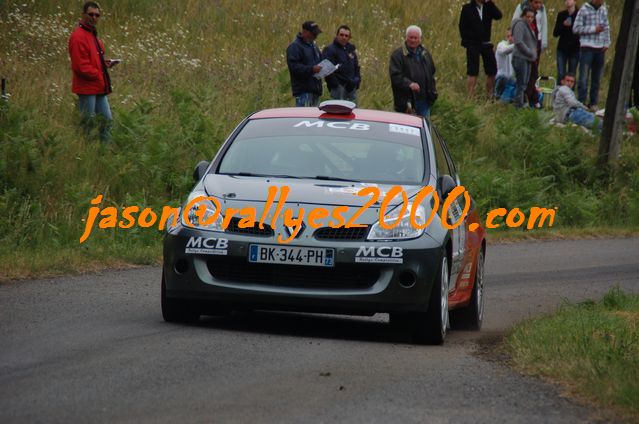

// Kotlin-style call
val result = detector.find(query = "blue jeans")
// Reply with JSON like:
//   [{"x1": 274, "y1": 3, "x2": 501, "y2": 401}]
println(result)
[
  {"x1": 578, "y1": 48, "x2": 605, "y2": 106},
  {"x1": 415, "y1": 100, "x2": 430, "y2": 117},
  {"x1": 295, "y1": 92, "x2": 320, "y2": 107},
  {"x1": 512, "y1": 56, "x2": 531, "y2": 109},
  {"x1": 495, "y1": 75, "x2": 517, "y2": 103},
  {"x1": 556, "y1": 50, "x2": 579, "y2": 82},
  {"x1": 568, "y1": 107, "x2": 602, "y2": 131},
  {"x1": 329, "y1": 85, "x2": 357, "y2": 103},
  {"x1": 78, "y1": 94, "x2": 113, "y2": 142}
]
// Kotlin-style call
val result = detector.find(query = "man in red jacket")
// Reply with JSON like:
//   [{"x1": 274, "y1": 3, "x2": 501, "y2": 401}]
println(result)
[{"x1": 68, "y1": 2, "x2": 117, "y2": 141}]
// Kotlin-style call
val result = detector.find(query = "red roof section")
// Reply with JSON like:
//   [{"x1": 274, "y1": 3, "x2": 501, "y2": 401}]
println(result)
[{"x1": 250, "y1": 107, "x2": 424, "y2": 127}]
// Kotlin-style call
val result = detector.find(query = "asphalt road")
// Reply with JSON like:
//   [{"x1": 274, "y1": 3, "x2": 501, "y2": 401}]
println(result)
[{"x1": 1, "y1": 238, "x2": 638, "y2": 423}]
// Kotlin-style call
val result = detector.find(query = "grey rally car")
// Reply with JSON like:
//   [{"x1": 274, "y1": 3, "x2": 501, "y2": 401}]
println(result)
[{"x1": 162, "y1": 101, "x2": 486, "y2": 344}]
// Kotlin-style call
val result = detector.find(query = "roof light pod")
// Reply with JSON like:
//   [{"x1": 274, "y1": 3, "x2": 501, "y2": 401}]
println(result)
[{"x1": 319, "y1": 100, "x2": 356, "y2": 115}]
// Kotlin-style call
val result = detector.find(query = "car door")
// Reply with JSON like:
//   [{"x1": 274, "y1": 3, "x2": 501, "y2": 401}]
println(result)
[{"x1": 430, "y1": 125, "x2": 466, "y2": 289}]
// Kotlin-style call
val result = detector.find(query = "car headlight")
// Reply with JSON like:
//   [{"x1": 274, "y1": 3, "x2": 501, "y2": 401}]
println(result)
[
  {"x1": 181, "y1": 192, "x2": 224, "y2": 232},
  {"x1": 367, "y1": 203, "x2": 426, "y2": 240}
]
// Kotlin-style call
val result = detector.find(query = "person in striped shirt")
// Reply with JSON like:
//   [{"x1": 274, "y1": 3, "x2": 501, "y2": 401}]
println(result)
[{"x1": 572, "y1": 0, "x2": 610, "y2": 110}]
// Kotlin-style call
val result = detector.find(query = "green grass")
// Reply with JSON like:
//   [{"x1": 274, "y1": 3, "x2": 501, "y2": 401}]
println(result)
[
  {"x1": 507, "y1": 287, "x2": 639, "y2": 420},
  {"x1": 1, "y1": 0, "x2": 639, "y2": 279}
]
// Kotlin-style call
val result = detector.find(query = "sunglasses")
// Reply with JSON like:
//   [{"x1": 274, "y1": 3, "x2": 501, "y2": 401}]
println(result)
[{"x1": 86, "y1": 12, "x2": 101, "y2": 17}]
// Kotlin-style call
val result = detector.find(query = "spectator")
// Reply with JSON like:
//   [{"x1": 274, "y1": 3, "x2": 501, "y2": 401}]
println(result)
[
  {"x1": 511, "y1": 7, "x2": 538, "y2": 108},
  {"x1": 389, "y1": 25, "x2": 437, "y2": 117},
  {"x1": 68, "y1": 1, "x2": 117, "y2": 142},
  {"x1": 286, "y1": 21, "x2": 323, "y2": 107},
  {"x1": 495, "y1": 28, "x2": 517, "y2": 102},
  {"x1": 458, "y1": 0, "x2": 503, "y2": 98},
  {"x1": 573, "y1": 0, "x2": 610, "y2": 110},
  {"x1": 553, "y1": 0, "x2": 581, "y2": 82},
  {"x1": 513, "y1": 0, "x2": 547, "y2": 107},
  {"x1": 631, "y1": 43, "x2": 639, "y2": 108},
  {"x1": 322, "y1": 25, "x2": 361, "y2": 103},
  {"x1": 552, "y1": 72, "x2": 602, "y2": 130},
  {"x1": 513, "y1": 0, "x2": 549, "y2": 51}
]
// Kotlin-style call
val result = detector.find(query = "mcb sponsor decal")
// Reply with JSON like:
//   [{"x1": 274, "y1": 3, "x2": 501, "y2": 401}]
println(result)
[
  {"x1": 185, "y1": 237, "x2": 228, "y2": 255},
  {"x1": 355, "y1": 246, "x2": 403, "y2": 264}
]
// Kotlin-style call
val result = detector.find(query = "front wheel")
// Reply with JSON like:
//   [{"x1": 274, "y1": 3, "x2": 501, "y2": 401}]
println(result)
[
  {"x1": 391, "y1": 255, "x2": 449, "y2": 345},
  {"x1": 418, "y1": 255, "x2": 449, "y2": 344}
]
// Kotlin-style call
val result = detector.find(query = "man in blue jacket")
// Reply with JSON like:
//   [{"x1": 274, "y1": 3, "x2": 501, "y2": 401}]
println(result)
[
  {"x1": 321, "y1": 25, "x2": 361, "y2": 103},
  {"x1": 459, "y1": 0, "x2": 503, "y2": 98},
  {"x1": 286, "y1": 21, "x2": 323, "y2": 107}
]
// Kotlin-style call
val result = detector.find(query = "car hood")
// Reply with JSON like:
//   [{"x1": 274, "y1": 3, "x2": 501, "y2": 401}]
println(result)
[{"x1": 203, "y1": 174, "x2": 422, "y2": 207}]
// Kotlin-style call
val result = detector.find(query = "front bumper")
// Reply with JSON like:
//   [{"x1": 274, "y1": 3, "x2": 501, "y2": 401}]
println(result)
[{"x1": 163, "y1": 226, "x2": 444, "y2": 314}]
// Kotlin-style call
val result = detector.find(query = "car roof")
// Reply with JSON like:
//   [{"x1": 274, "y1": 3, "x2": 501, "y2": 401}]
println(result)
[{"x1": 250, "y1": 107, "x2": 425, "y2": 127}]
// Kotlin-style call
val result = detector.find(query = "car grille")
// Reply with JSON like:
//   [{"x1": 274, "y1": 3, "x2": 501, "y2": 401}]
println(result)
[
  {"x1": 313, "y1": 226, "x2": 369, "y2": 241},
  {"x1": 207, "y1": 257, "x2": 379, "y2": 290},
  {"x1": 225, "y1": 217, "x2": 274, "y2": 237}
]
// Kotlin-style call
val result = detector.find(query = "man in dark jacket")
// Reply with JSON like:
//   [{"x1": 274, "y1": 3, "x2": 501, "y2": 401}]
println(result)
[
  {"x1": 321, "y1": 25, "x2": 361, "y2": 103},
  {"x1": 632, "y1": 43, "x2": 639, "y2": 108},
  {"x1": 286, "y1": 21, "x2": 323, "y2": 107},
  {"x1": 459, "y1": 0, "x2": 503, "y2": 98},
  {"x1": 552, "y1": 0, "x2": 580, "y2": 81},
  {"x1": 389, "y1": 25, "x2": 437, "y2": 117},
  {"x1": 68, "y1": 1, "x2": 117, "y2": 141}
]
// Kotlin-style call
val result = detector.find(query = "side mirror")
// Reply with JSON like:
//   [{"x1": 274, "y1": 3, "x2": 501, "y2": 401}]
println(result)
[
  {"x1": 193, "y1": 160, "x2": 210, "y2": 182},
  {"x1": 437, "y1": 175, "x2": 457, "y2": 200}
]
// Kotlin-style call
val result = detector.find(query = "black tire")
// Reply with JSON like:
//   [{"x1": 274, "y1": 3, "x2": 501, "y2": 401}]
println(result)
[
  {"x1": 450, "y1": 248, "x2": 484, "y2": 331},
  {"x1": 161, "y1": 272, "x2": 200, "y2": 323},
  {"x1": 391, "y1": 255, "x2": 449, "y2": 345}
]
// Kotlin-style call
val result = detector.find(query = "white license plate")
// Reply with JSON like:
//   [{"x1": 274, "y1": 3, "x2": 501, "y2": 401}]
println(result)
[{"x1": 248, "y1": 244, "x2": 334, "y2": 267}]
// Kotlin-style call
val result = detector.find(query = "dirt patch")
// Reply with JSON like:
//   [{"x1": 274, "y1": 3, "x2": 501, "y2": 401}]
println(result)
[
  {"x1": 610, "y1": 311, "x2": 639, "y2": 323},
  {"x1": 473, "y1": 332, "x2": 512, "y2": 365}
]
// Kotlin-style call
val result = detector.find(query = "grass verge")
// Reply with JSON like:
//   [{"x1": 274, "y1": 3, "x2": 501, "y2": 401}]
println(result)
[
  {"x1": 506, "y1": 287, "x2": 639, "y2": 421},
  {"x1": 0, "y1": 243, "x2": 161, "y2": 283}
]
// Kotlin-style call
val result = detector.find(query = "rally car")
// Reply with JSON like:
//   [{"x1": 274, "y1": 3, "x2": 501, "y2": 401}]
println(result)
[{"x1": 162, "y1": 101, "x2": 486, "y2": 344}]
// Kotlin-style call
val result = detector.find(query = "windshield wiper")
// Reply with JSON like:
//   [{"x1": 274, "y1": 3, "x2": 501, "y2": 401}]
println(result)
[
  {"x1": 313, "y1": 175, "x2": 361, "y2": 182},
  {"x1": 226, "y1": 173, "x2": 359, "y2": 182},
  {"x1": 226, "y1": 172, "x2": 303, "y2": 179}
]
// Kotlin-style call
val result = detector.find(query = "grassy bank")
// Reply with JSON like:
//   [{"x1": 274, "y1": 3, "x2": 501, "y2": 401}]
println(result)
[
  {"x1": 1, "y1": 0, "x2": 639, "y2": 279},
  {"x1": 506, "y1": 287, "x2": 639, "y2": 421}
]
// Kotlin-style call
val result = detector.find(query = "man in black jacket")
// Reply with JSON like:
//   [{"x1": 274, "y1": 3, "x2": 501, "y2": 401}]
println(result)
[
  {"x1": 389, "y1": 25, "x2": 437, "y2": 117},
  {"x1": 552, "y1": 0, "x2": 579, "y2": 82},
  {"x1": 286, "y1": 21, "x2": 323, "y2": 107},
  {"x1": 322, "y1": 25, "x2": 361, "y2": 103},
  {"x1": 459, "y1": 0, "x2": 503, "y2": 98}
]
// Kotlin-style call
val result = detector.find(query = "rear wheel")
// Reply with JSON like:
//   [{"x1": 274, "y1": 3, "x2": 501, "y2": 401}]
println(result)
[
  {"x1": 450, "y1": 249, "x2": 484, "y2": 331},
  {"x1": 161, "y1": 272, "x2": 200, "y2": 323}
]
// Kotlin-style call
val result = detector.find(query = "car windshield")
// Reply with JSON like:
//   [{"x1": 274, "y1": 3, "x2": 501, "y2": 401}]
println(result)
[{"x1": 218, "y1": 118, "x2": 427, "y2": 185}]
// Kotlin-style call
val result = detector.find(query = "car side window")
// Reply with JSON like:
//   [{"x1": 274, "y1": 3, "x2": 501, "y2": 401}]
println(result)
[
  {"x1": 431, "y1": 127, "x2": 452, "y2": 178},
  {"x1": 436, "y1": 128, "x2": 458, "y2": 181},
  {"x1": 431, "y1": 126, "x2": 467, "y2": 214}
]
